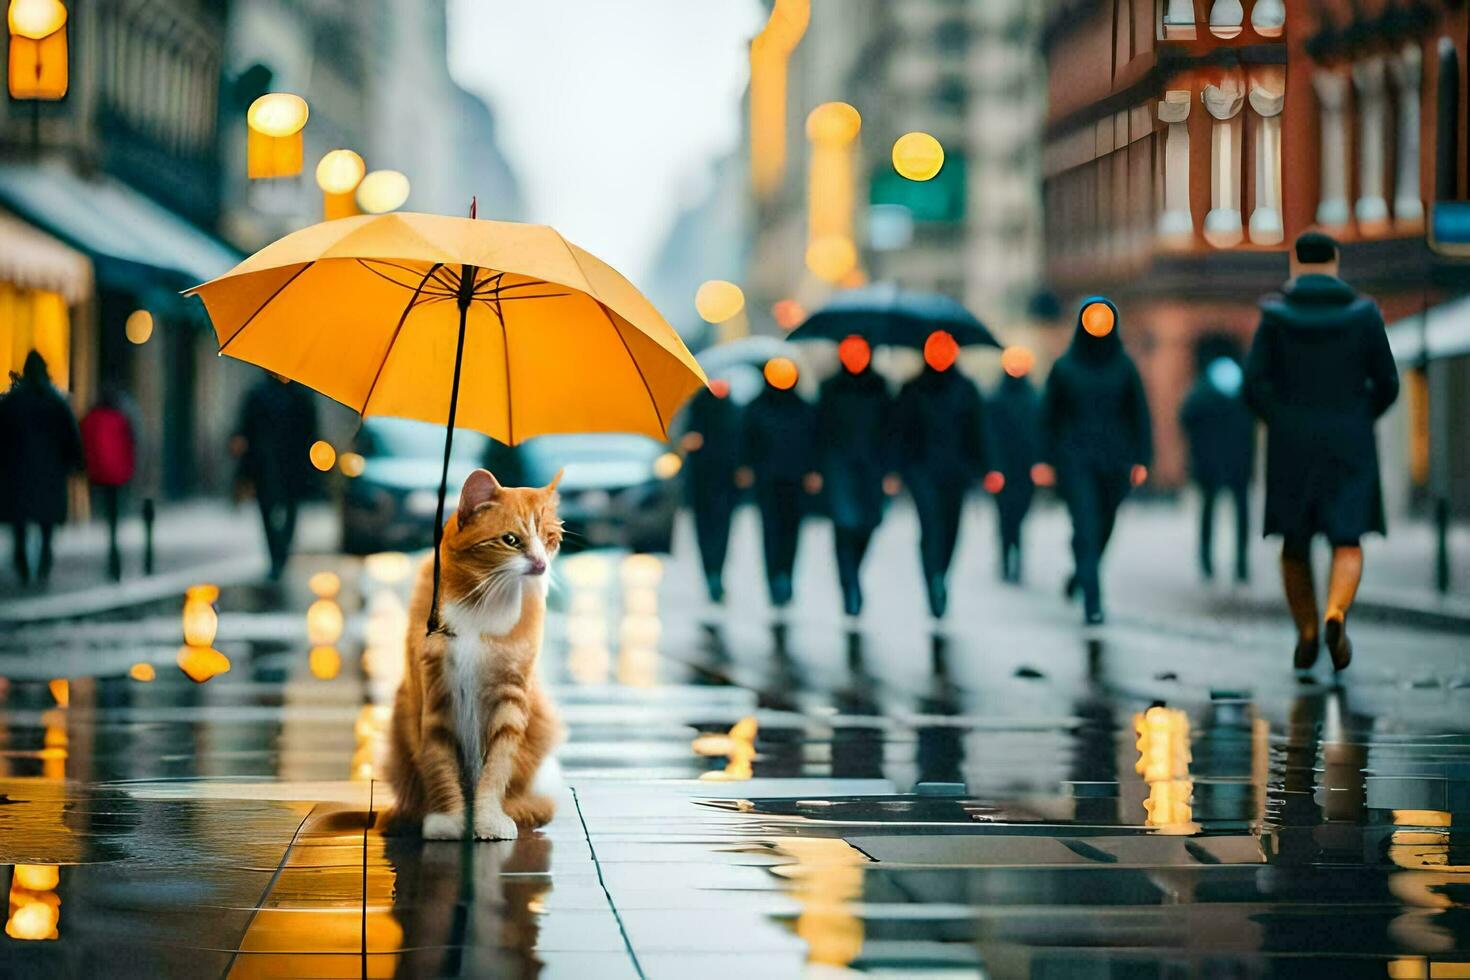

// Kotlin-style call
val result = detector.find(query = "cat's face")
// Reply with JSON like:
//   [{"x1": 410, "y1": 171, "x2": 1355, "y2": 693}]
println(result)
[{"x1": 441, "y1": 469, "x2": 563, "y2": 608}]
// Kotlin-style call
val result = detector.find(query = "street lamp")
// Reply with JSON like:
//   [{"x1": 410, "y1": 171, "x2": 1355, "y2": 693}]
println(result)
[
  {"x1": 356, "y1": 169, "x2": 410, "y2": 213},
  {"x1": 892, "y1": 131, "x2": 945, "y2": 181},
  {"x1": 246, "y1": 93, "x2": 308, "y2": 179},
  {"x1": 315, "y1": 148, "x2": 365, "y2": 220},
  {"x1": 7, "y1": 0, "x2": 67, "y2": 100}
]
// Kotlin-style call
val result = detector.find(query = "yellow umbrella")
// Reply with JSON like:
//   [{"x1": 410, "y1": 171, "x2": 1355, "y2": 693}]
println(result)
[{"x1": 185, "y1": 206, "x2": 706, "y2": 628}]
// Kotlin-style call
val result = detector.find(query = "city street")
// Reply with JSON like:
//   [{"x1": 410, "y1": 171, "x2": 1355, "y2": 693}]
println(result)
[{"x1": 2, "y1": 500, "x2": 1469, "y2": 977}]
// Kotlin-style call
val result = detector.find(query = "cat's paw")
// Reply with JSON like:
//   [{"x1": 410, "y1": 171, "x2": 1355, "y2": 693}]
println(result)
[
  {"x1": 504, "y1": 793, "x2": 556, "y2": 828},
  {"x1": 473, "y1": 807, "x2": 518, "y2": 841},
  {"x1": 422, "y1": 811, "x2": 465, "y2": 840}
]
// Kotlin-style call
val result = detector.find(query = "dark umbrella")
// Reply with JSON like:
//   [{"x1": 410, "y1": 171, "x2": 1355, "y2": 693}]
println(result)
[{"x1": 788, "y1": 282, "x2": 1001, "y2": 349}]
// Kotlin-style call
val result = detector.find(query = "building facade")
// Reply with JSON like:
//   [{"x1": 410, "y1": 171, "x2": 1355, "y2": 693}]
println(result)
[{"x1": 1041, "y1": 0, "x2": 1470, "y2": 501}]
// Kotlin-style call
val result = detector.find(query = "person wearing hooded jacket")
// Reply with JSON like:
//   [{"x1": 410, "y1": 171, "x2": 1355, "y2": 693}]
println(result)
[
  {"x1": 679, "y1": 378, "x2": 742, "y2": 602},
  {"x1": 988, "y1": 346, "x2": 1044, "y2": 583},
  {"x1": 817, "y1": 335, "x2": 895, "y2": 617},
  {"x1": 0, "y1": 351, "x2": 83, "y2": 585},
  {"x1": 738, "y1": 357, "x2": 821, "y2": 608},
  {"x1": 1039, "y1": 297, "x2": 1152, "y2": 625},
  {"x1": 1180, "y1": 337, "x2": 1255, "y2": 584},
  {"x1": 1244, "y1": 232, "x2": 1398, "y2": 673},
  {"x1": 893, "y1": 330, "x2": 988, "y2": 619}
]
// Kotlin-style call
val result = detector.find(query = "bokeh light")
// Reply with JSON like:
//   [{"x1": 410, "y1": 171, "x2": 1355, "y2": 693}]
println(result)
[
  {"x1": 307, "y1": 598, "x2": 345, "y2": 646},
  {"x1": 339, "y1": 451, "x2": 365, "y2": 477},
  {"x1": 772, "y1": 298, "x2": 806, "y2": 330},
  {"x1": 364, "y1": 551, "x2": 411, "y2": 583},
  {"x1": 708, "y1": 378, "x2": 730, "y2": 399},
  {"x1": 309, "y1": 440, "x2": 336, "y2": 472},
  {"x1": 694, "y1": 280, "x2": 745, "y2": 324},
  {"x1": 356, "y1": 170, "x2": 410, "y2": 213},
  {"x1": 177, "y1": 646, "x2": 231, "y2": 683},
  {"x1": 308, "y1": 571, "x2": 341, "y2": 598},
  {"x1": 805, "y1": 235, "x2": 857, "y2": 283},
  {"x1": 764, "y1": 356, "x2": 799, "y2": 390},
  {"x1": 8, "y1": 0, "x2": 66, "y2": 39},
  {"x1": 247, "y1": 93, "x2": 308, "y2": 138},
  {"x1": 652, "y1": 452, "x2": 682, "y2": 480},
  {"x1": 309, "y1": 645, "x2": 341, "y2": 680},
  {"x1": 838, "y1": 335, "x2": 871, "y2": 374},
  {"x1": 1001, "y1": 346, "x2": 1036, "y2": 378},
  {"x1": 128, "y1": 663, "x2": 155, "y2": 682},
  {"x1": 124, "y1": 309, "x2": 153, "y2": 345},
  {"x1": 892, "y1": 131, "x2": 945, "y2": 181},
  {"x1": 805, "y1": 102, "x2": 861, "y2": 145},
  {"x1": 1081, "y1": 301, "x2": 1115, "y2": 338},
  {"x1": 315, "y1": 149, "x2": 366, "y2": 194},
  {"x1": 924, "y1": 330, "x2": 959, "y2": 372}
]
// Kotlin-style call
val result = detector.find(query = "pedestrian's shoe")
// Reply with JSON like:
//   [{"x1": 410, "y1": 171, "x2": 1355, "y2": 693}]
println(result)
[
  {"x1": 706, "y1": 572, "x2": 724, "y2": 604},
  {"x1": 1084, "y1": 608, "x2": 1106, "y2": 626},
  {"x1": 842, "y1": 583, "x2": 863, "y2": 618},
  {"x1": 926, "y1": 575, "x2": 948, "y2": 618},
  {"x1": 1324, "y1": 614, "x2": 1352, "y2": 672},
  {"x1": 1293, "y1": 633, "x2": 1320, "y2": 672}
]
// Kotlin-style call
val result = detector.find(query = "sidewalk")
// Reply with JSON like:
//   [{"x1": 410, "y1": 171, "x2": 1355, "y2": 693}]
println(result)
[{"x1": 0, "y1": 500, "x2": 337, "y2": 625}]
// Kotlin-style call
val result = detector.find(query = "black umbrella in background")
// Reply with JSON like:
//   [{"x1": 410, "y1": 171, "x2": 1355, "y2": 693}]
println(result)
[{"x1": 788, "y1": 282, "x2": 1001, "y2": 349}]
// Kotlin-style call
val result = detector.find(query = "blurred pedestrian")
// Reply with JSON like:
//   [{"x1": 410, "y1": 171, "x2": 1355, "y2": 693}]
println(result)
[
  {"x1": 0, "y1": 351, "x2": 83, "y2": 586},
  {"x1": 1040, "y1": 298, "x2": 1152, "y2": 625},
  {"x1": 232, "y1": 375, "x2": 319, "y2": 581},
  {"x1": 817, "y1": 335, "x2": 895, "y2": 617},
  {"x1": 893, "y1": 330, "x2": 988, "y2": 619},
  {"x1": 1180, "y1": 336, "x2": 1255, "y2": 584},
  {"x1": 988, "y1": 346, "x2": 1044, "y2": 584},
  {"x1": 1244, "y1": 232, "x2": 1398, "y2": 672},
  {"x1": 679, "y1": 377, "x2": 741, "y2": 602},
  {"x1": 80, "y1": 386, "x2": 138, "y2": 581},
  {"x1": 737, "y1": 357, "x2": 820, "y2": 608}
]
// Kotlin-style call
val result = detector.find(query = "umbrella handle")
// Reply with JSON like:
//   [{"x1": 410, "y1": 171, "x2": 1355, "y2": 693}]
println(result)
[{"x1": 427, "y1": 264, "x2": 477, "y2": 634}]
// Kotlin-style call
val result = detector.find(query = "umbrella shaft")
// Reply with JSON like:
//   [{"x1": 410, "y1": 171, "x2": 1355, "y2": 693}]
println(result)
[{"x1": 428, "y1": 266, "x2": 478, "y2": 633}]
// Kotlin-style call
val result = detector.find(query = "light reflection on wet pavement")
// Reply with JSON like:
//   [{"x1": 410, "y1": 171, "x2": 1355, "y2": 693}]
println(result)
[{"x1": 2, "y1": 542, "x2": 1470, "y2": 978}]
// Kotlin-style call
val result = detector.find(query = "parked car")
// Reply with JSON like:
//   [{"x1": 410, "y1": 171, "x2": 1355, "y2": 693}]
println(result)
[
  {"x1": 505, "y1": 434, "x2": 682, "y2": 554},
  {"x1": 340, "y1": 418, "x2": 489, "y2": 555},
  {"x1": 341, "y1": 420, "x2": 682, "y2": 556}
]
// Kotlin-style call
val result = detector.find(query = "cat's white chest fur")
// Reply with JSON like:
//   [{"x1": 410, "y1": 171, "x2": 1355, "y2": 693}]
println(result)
[{"x1": 446, "y1": 630, "x2": 487, "y2": 783}]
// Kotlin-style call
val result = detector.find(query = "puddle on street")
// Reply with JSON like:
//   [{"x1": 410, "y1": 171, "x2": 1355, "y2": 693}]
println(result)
[{"x1": 2, "y1": 550, "x2": 1470, "y2": 975}]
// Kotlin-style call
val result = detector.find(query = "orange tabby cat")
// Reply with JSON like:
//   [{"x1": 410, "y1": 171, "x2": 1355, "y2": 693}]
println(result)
[{"x1": 386, "y1": 468, "x2": 563, "y2": 840}]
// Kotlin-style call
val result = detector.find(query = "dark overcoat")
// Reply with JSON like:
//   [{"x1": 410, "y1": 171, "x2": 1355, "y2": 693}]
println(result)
[
  {"x1": 682, "y1": 388, "x2": 741, "y2": 501},
  {"x1": 234, "y1": 380, "x2": 319, "y2": 506},
  {"x1": 816, "y1": 368, "x2": 892, "y2": 531},
  {"x1": 739, "y1": 385, "x2": 818, "y2": 487},
  {"x1": 1244, "y1": 274, "x2": 1399, "y2": 541},
  {"x1": 892, "y1": 366, "x2": 987, "y2": 489},
  {"x1": 988, "y1": 373, "x2": 1042, "y2": 516},
  {"x1": 0, "y1": 376, "x2": 82, "y2": 525},
  {"x1": 1180, "y1": 373, "x2": 1255, "y2": 489}
]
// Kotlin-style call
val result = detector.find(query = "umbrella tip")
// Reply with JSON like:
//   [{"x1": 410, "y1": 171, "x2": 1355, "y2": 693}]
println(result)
[{"x1": 469, "y1": 196, "x2": 477, "y2": 219}]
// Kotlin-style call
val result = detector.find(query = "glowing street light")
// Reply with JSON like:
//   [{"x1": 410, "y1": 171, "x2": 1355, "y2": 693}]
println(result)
[
  {"x1": 246, "y1": 93, "x2": 308, "y2": 179},
  {"x1": 805, "y1": 234, "x2": 857, "y2": 284},
  {"x1": 124, "y1": 309, "x2": 153, "y2": 345},
  {"x1": 316, "y1": 149, "x2": 365, "y2": 220},
  {"x1": 749, "y1": 0, "x2": 810, "y2": 200},
  {"x1": 7, "y1": 0, "x2": 68, "y2": 100},
  {"x1": 356, "y1": 170, "x2": 410, "y2": 213},
  {"x1": 892, "y1": 131, "x2": 945, "y2": 181},
  {"x1": 309, "y1": 439, "x2": 336, "y2": 472},
  {"x1": 805, "y1": 102, "x2": 862, "y2": 285},
  {"x1": 694, "y1": 280, "x2": 745, "y2": 323}
]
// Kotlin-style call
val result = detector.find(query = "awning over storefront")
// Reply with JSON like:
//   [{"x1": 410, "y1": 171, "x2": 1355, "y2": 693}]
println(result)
[
  {"x1": 1390, "y1": 296, "x2": 1470, "y2": 364},
  {"x1": 0, "y1": 163, "x2": 240, "y2": 292},
  {"x1": 0, "y1": 208, "x2": 92, "y2": 304}
]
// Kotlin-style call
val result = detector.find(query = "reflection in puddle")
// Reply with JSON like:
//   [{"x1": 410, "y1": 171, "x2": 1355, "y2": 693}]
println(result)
[
  {"x1": 617, "y1": 553, "x2": 662, "y2": 687},
  {"x1": 693, "y1": 716, "x2": 757, "y2": 780},
  {"x1": 5, "y1": 864, "x2": 60, "y2": 941},
  {"x1": 770, "y1": 837, "x2": 868, "y2": 968},
  {"x1": 1133, "y1": 705, "x2": 1197, "y2": 834}
]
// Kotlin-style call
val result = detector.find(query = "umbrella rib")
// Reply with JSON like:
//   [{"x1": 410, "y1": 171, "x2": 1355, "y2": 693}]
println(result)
[
  {"x1": 218, "y1": 263, "x2": 313, "y2": 354},
  {"x1": 597, "y1": 300, "x2": 667, "y2": 439},
  {"x1": 358, "y1": 262, "x2": 445, "y2": 416}
]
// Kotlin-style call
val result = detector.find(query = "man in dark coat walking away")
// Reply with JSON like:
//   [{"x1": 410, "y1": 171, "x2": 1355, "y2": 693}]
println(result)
[
  {"x1": 1244, "y1": 232, "x2": 1398, "y2": 673},
  {"x1": 1040, "y1": 298, "x2": 1152, "y2": 625},
  {"x1": 679, "y1": 377, "x2": 742, "y2": 602},
  {"x1": 988, "y1": 346, "x2": 1044, "y2": 584},
  {"x1": 893, "y1": 330, "x2": 988, "y2": 620},
  {"x1": 1180, "y1": 336, "x2": 1255, "y2": 584},
  {"x1": 232, "y1": 375, "x2": 319, "y2": 581},
  {"x1": 817, "y1": 335, "x2": 894, "y2": 617},
  {"x1": 0, "y1": 351, "x2": 83, "y2": 585},
  {"x1": 738, "y1": 357, "x2": 820, "y2": 608}
]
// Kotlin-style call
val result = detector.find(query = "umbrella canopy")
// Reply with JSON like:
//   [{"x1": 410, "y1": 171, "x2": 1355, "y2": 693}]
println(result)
[
  {"x1": 789, "y1": 282, "x2": 1000, "y2": 349},
  {"x1": 186, "y1": 211, "x2": 705, "y2": 445},
  {"x1": 187, "y1": 210, "x2": 706, "y2": 630}
]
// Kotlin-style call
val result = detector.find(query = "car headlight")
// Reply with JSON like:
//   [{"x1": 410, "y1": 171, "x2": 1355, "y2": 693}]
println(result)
[{"x1": 652, "y1": 452, "x2": 682, "y2": 480}]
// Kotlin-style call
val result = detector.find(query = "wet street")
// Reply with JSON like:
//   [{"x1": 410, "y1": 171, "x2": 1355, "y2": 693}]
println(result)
[{"x1": 2, "y1": 503, "x2": 1470, "y2": 979}]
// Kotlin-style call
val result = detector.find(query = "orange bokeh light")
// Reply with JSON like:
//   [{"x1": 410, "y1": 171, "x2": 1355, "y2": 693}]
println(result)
[
  {"x1": 1081, "y1": 301, "x2": 1115, "y2": 338},
  {"x1": 772, "y1": 298, "x2": 806, "y2": 331},
  {"x1": 764, "y1": 357, "x2": 799, "y2": 390},
  {"x1": 1001, "y1": 346, "x2": 1035, "y2": 378},
  {"x1": 708, "y1": 378, "x2": 730, "y2": 399},
  {"x1": 983, "y1": 471, "x2": 1006, "y2": 494},
  {"x1": 838, "y1": 335, "x2": 870, "y2": 374},
  {"x1": 924, "y1": 330, "x2": 959, "y2": 372}
]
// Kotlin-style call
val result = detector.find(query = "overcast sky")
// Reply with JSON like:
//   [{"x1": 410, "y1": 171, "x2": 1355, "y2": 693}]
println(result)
[{"x1": 448, "y1": 0, "x2": 764, "y2": 282}]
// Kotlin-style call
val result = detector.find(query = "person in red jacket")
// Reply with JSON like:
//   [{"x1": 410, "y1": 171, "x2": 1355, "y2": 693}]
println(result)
[{"x1": 80, "y1": 386, "x2": 137, "y2": 581}]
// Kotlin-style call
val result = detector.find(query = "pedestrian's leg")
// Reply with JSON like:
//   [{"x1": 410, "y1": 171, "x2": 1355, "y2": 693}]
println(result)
[
  {"x1": 911, "y1": 483, "x2": 946, "y2": 618},
  {"x1": 279, "y1": 499, "x2": 299, "y2": 571},
  {"x1": 105, "y1": 486, "x2": 122, "y2": 581},
  {"x1": 258, "y1": 498, "x2": 283, "y2": 580},
  {"x1": 1324, "y1": 544, "x2": 1362, "y2": 671},
  {"x1": 1280, "y1": 536, "x2": 1319, "y2": 670},
  {"x1": 1198, "y1": 483, "x2": 1217, "y2": 580},
  {"x1": 11, "y1": 522, "x2": 30, "y2": 585},
  {"x1": 1068, "y1": 477, "x2": 1104, "y2": 622},
  {"x1": 773, "y1": 484, "x2": 801, "y2": 606},
  {"x1": 834, "y1": 527, "x2": 861, "y2": 616},
  {"x1": 36, "y1": 523, "x2": 54, "y2": 583},
  {"x1": 1232, "y1": 482, "x2": 1250, "y2": 583}
]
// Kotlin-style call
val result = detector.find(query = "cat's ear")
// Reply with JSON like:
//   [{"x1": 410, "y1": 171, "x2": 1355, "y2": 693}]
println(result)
[
  {"x1": 457, "y1": 468, "x2": 501, "y2": 525},
  {"x1": 544, "y1": 468, "x2": 564, "y2": 494}
]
